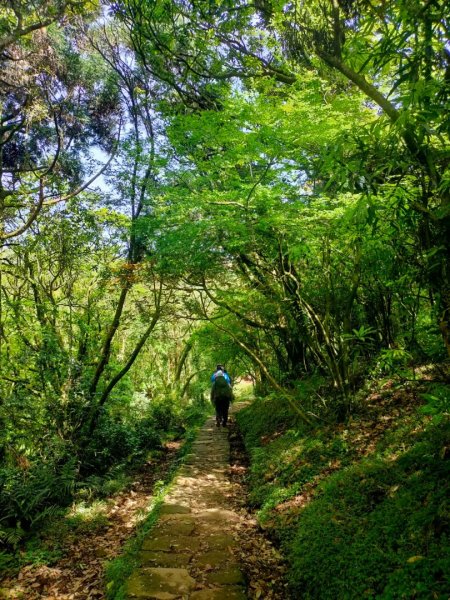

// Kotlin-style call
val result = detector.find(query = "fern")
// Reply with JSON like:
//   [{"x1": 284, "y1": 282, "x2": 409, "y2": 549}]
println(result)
[
  {"x1": 30, "y1": 505, "x2": 61, "y2": 527},
  {"x1": 0, "y1": 525, "x2": 25, "y2": 548},
  {"x1": 0, "y1": 458, "x2": 77, "y2": 537}
]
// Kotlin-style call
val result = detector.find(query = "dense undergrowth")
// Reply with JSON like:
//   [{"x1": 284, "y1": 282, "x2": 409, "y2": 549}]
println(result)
[
  {"x1": 0, "y1": 396, "x2": 209, "y2": 575},
  {"x1": 237, "y1": 369, "x2": 450, "y2": 599}
]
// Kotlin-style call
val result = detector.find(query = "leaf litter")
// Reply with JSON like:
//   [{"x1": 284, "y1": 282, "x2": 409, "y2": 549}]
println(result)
[
  {"x1": 1, "y1": 416, "x2": 291, "y2": 600},
  {"x1": 0, "y1": 443, "x2": 181, "y2": 599},
  {"x1": 227, "y1": 417, "x2": 290, "y2": 600}
]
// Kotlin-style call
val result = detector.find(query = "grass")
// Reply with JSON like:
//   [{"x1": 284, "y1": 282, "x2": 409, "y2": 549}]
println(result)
[
  {"x1": 104, "y1": 490, "x2": 165, "y2": 600},
  {"x1": 65, "y1": 500, "x2": 111, "y2": 533},
  {"x1": 236, "y1": 372, "x2": 450, "y2": 599}
]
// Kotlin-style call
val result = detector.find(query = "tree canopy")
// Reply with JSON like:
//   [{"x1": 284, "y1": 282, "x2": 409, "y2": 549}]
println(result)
[{"x1": 0, "y1": 0, "x2": 448, "y2": 565}]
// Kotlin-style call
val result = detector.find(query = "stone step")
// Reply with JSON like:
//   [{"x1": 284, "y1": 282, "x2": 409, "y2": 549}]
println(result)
[{"x1": 125, "y1": 413, "x2": 246, "y2": 599}]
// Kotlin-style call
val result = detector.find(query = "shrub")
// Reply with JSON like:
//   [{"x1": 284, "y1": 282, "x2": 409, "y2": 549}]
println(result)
[
  {"x1": 80, "y1": 420, "x2": 139, "y2": 475},
  {"x1": 0, "y1": 457, "x2": 77, "y2": 547},
  {"x1": 135, "y1": 418, "x2": 163, "y2": 450},
  {"x1": 80, "y1": 417, "x2": 162, "y2": 475},
  {"x1": 288, "y1": 420, "x2": 450, "y2": 599},
  {"x1": 147, "y1": 397, "x2": 183, "y2": 433},
  {"x1": 237, "y1": 378, "x2": 450, "y2": 599}
]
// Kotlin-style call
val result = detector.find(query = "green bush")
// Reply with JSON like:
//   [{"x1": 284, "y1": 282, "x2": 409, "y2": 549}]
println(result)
[
  {"x1": 288, "y1": 420, "x2": 450, "y2": 599},
  {"x1": 237, "y1": 384, "x2": 450, "y2": 599},
  {"x1": 147, "y1": 397, "x2": 183, "y2": 433},
  {"x1": 237, "y1": 396, "x2": 350, "y2": 514},
  {"x1": 0, "y1": 457, "x2": 77, "y2": 545},
  {"x1": 237, "y1": 394, "x2": 308, "y2": 447},
  {"x1": 420, "y1": 384, "x2": 450, "y2": 420},
  {"x1": 182, "y1": 396, "x2": 211, "y2": 428},
  {"x1": 80, "y1": 417, "x2": 162, "y2": 475},
  {"x1": 80, "y1": 421, "x2": 139, "y2": 475},
  {"x1": 0, "y1": 394, "x2": 209, "y2": 559},
  {"x1": 145, "y1": 395, "x2": 209, "y2": 435},
  {"x1": 135, "y1": 418, "x2": 164, "y2": 450}
]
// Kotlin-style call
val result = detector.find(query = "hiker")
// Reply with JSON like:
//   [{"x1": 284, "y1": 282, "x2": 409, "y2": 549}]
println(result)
[{"x1": 210, "y1": 365, "x2": 233, "y2": 427}]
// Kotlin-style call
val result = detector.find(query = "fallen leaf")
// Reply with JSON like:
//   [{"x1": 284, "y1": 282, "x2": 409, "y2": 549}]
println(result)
[{"x1": 407, "y1": 555, "x2": 424, "y2": 564}]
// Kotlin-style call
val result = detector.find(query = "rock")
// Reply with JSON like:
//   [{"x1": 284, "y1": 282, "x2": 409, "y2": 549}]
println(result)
[
  {"x1": 159, "y1": 504, "x2": 191, "y2": 515},
  {"x1": 195, "y1": 509, "x2": 239, "y2": 523},
  {"x1": 202, "y1": 534, "x2": 235, "y2": 550},
  {"x1": 206, "y1": 566, "x2": 245, "y2": 586},
  {"x1": 125, "y1": 567, "x2": 195, "y2": 599},
  {"x1": 190, "y1": 587, "x2": 247, "y2": 600},
  {"x1": 192, "y1": 549, "x2": 229, "y2": 568},
  {"x1": 137, "y1": 551, "x2": 192, "y2": 568},
  {"x1": 156, "y1": 517, "x2": 196, "y2": 536},
  {"x1": 141, "y1": 534, "x2": 202, "y2": 553}
]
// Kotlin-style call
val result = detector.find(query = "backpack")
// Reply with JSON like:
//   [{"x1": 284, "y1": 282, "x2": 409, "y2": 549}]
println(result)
[{"x1": 211, "y1": 375, "x2": 233, "y2": 401}]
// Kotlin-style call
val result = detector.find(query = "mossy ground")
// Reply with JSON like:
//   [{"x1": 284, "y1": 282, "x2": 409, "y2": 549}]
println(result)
[{"x1": 236, "y1": 370, "x2": 450, "y2": 599}]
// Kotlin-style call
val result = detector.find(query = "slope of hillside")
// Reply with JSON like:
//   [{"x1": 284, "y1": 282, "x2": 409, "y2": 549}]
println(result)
[{"x1": 236, "y1": 371, "x2": 450, "y2": 599}]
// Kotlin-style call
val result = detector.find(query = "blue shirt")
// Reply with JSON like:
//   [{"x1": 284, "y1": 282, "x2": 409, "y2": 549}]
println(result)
[{"x1": 211, "y1": 371, "x2": 231, "y2": 385}]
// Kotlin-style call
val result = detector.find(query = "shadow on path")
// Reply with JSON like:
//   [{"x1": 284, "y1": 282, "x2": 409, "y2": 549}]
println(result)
[{"x1": 125, "y1": 412, "x2": 247, "y2": 599}]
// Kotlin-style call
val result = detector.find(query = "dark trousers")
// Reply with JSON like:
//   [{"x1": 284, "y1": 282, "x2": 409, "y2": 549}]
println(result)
[{"x1": 214, "y1": 396, "x2": 230, "y2": 426}]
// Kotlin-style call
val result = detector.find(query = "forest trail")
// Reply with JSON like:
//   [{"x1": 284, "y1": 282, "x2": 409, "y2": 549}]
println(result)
[
  {"x1": 125, "y1": 405, "x2": 284, "y2": 600},
  {"x1": 125, "y1": 411, "x2": 246, "y2": 599}
]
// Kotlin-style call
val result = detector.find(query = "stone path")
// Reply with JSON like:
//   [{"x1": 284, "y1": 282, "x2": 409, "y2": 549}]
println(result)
[{"x1": 125, "y1": 415, "x2": 247, "y2": 600}]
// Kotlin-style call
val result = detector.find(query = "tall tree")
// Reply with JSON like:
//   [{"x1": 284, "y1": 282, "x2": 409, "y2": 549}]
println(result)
[
  {"x1": 0, "y1": 0, "x2": 121, "y2": 243},
  {"x1": 121, "y1": 0, "x2": 450, "y2": 356}
]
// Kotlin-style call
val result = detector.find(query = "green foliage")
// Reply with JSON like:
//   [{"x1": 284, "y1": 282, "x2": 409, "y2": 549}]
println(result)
[
  {"x1": 76, "y1": 470, "x2": 132, "y2": 502},
  {"x1": 237, "y1": 381, "x2": 450, "y2": 599},
  {"x1": 147, "y1": 398, "x2": 182, "y2": 434},
  {"x1": 0, "y1": 457, "x2": 77, "y2": 545},
  {"x1": 374, "y1": 348, "x2": 413, "y2": 376},
  {"x1": 289, "y1": 421, "x2": 450, "y2": 599},
  {"x1": 237, "y1": 394, "x2": 348, "y2": 515},
  {"x1": 80, "y1": 417, "x2": 161, "y2": 476},
  {"x1": 65, "y1": 501, "x2": 110, "y2": 534},
  {"x1": 18, "y1": 541, "x2": 64, "y2": 568},
  {"x1": 1, "y1": 0, "x2": 449, "y2": 588},
  {"x1": 78, "y1": 393, "x2": 210, "y2": 478},
  {"x1": 182, "y1": 397, "x2": 212, "y2": 429},
  {"x1": 0, "y1": 550, "x2": 16, "y2": 572},
  {"x1": 420, "y1": 384, "x2": 450, "y2": 421}
]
